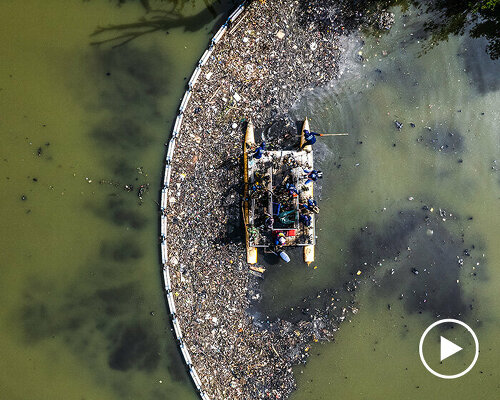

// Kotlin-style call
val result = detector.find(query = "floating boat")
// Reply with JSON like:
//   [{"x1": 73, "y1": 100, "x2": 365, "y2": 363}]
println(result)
[
  {"x1": 243, "y1": 118, "x2": 316, "y2": 265},
  {"x1": 243, "y1": 120, "x2": 258, "y2": 264}
]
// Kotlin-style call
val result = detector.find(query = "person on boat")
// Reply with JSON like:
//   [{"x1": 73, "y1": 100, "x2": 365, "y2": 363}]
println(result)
[
  {"x1": 254, "y1": 141, "x2": 266, "y2": 159},
  {"x1": 302, "y1": 130, "x2": 322, "y2": 148},
  {"x1": 301, "y1": 198, "x2": 320, "y2": 214},
  {"x1": 275, "y1": 232, "x2": 286, "y2": 246},
  {"x1": 248, "y1": 226, "x2": 259, "y2": 241},
  {"x1": 303, "y1": 169, "x2": 323, "y2": 185},
  {"x1": 250, "y1": 181, "x2": 263, "y2": 198},
  {"x1": 299, "y1": 213, "x2": 312, "y2": 227},
  {"x1": 278, "y1": 209, "x2": 297, "y2": 225},
  {"x1": 255, "y1": 170, "x2": 269, "y2": 184},
  {"x1": 265, "y1": 216, "x2": 274, "y2": 230},
  {"x1": 286, "y1": 182, "x2": 299, "y2": 197},
  {"x1": 251, "y1": 178, "x2": 270, "y2": 198}
]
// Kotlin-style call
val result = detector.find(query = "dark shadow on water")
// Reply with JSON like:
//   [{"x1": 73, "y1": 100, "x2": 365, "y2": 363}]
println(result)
[
  {"x1": 416, "y1": 122, "x2": 464, "y2": 154},
  {"x1": 91, "y1": 118, "x2": 152, "y2": 151},
  {"x1": 261, "y1": 251, "x2": 283, "y2": 266},
  {"x1": 354, "y1": 209, "x2": 472, "y2": 318},
  {"x1": 88, "y1": 195, "x2": 148, "y2": 230},
  {"x1": 166, "y1": 341, "x2": 191, "y2": 384},
  {"x1": 83, "y1": 45, "x2": 172, "y2": 224},
  {"x1": 91, "y1": 0, "x2": 240, "y2": 48},
  {"x1": 459, "y1": 36, "x2": 500, "y2": 95},
  {"x1": 110, "y1": 157, "x2": 143, "y2": 181},
  {"x1": 86, "y1": 44, "x2": 170, "y2": 159},
  {"x1": 17, "y1": 265, "x2": 185, "y2": 399},
  {"x1": 254, "y1": 205, "x2": 483, "y2": 325},
  {"x1": 100, "y1": 237, "x2": 144, "y2": 262},
  {"x1": 108, "y1": 324, "x2": 160, "y2": 371},
  {"x1": 348, "y1": 210, "x2": 420, "y2": 273},
  {"x1": 96, "y1": 283, "x2": 141, "y2": 316},
  {"x1": 90, "y1": 46, "x2": 170, "y2": 113}
]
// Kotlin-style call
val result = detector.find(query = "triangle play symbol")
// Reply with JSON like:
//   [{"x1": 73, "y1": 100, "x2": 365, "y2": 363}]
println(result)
[{"x1": 440, "y1": 336, "x2": 462, "y2": 361}]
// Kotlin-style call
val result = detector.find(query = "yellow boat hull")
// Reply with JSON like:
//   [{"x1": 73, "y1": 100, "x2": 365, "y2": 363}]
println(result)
[
  {"x1": 304, "y1": 245, "x2": 314, "y2": 265},
  {"x1": 300, "y1": 117, "x2": 312, "y2": 153},
  {"x1": 301, "y1": 118, "x2": 315, "y2": 264},
  {"x1": 243, "y1": 120, "x2": 258, "y2": 264}
]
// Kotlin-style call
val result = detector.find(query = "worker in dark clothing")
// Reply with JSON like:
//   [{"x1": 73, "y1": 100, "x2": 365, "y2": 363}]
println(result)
[
  {"x1": 299, "y1": 213, "x2": 312, "y2": 227},
  {"x1": 254, "y1": 141, "x2": 266, "y2": 159},
  {"x1": 250, "y1": 180, "x2": 264, "y2": 198},
  {"x1": 301, "y1": 198, "x2": 320, "y2": 214},
  {"x1": 265, "y1": 215, "x2": 274, "y2": 230},
  {"x1": 286, "y1": 182, "x2": 299, "y2": 197},
  {"x1": 302, "y1": 130, "x2": 321, "y2": 148},
  {"x1": 303, "y1": 169, "x2": 323, "y2": 185}
]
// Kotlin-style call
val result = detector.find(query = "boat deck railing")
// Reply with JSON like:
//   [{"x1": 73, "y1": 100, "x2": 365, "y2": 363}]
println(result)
[{"x1": 247, "y1": 150, "x2": 315, "y2": 247}]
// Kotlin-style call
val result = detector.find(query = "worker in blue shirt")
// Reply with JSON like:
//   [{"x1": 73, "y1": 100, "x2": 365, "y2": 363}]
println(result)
[
  {"x1": 303, "y1": 169, "x2": 323, "y2": 185},
  {"x1": 299, "y1": 213, "x2": 312, "y2": 227},
  {"x1": 301, "y1": 198, "x2": 320, "y2": 214},
  {"x1": 286, "y1": 182, "x2": 299, "y2": 197},
  {"x1": 302, "y1": 130, "x2": 322, "y2": 148},
  {"x1": 254, "y1": 141, "x2": 266, "y2": 159}
]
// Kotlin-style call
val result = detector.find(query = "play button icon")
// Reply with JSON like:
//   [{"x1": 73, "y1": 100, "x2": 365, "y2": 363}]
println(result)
[
  {"x1": 440, "y1": 336, "x2": 462, "y2": 361},
  {"x1": 419, "y1": 318, "x2": 479, "y2": 379}
]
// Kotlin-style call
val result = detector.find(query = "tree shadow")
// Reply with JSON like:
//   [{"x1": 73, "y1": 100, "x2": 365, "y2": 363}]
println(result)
[{"x1": 90, "y1": 0, "x2": 237, "y2": 48}]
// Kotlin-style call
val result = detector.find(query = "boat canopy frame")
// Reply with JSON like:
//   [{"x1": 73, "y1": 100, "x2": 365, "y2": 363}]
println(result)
[{"x1": 247, "y1": 149, "x2": 315, "y2": 248}]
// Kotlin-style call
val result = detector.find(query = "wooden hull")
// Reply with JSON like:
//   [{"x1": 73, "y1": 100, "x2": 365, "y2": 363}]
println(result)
[
  {"x1": 243, "y1": 120, "x2": 258, "y2": 264},
  {"x1": 300, "y1": 117, "x2": 312, "y2": 153}
]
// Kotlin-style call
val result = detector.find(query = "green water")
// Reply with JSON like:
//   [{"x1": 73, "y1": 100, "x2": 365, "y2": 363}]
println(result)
[
  {"x1": 1, "y1": 2, "x2": 499, "y2": 400},
  {"x1": 260, "y1": 8, "x2": 500, "y2": 400},
  {"x1": 0, "y1": 1, "x2": 235, "y2": 399}
]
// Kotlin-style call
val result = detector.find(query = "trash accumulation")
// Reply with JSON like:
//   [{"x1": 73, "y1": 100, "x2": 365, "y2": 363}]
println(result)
[{"x1": 162, "y1": 1, "x2": 393, "y2": 398}]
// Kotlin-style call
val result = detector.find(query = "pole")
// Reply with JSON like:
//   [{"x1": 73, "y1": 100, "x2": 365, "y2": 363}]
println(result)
[{"x1": 295, "y1": 133, "x2": 349, "y2": 137}]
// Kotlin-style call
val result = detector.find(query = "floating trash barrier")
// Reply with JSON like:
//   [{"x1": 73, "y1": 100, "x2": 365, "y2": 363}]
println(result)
[{"x1": 158, "y1": 3, "x2": 249, "y2": 399}]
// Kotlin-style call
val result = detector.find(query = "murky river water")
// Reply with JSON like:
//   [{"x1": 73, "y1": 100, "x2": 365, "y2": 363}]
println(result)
[
  {"x1": 261, "y1": 8, "x2": 500, "y2": 400},
  {"x1": 1, "y1": 1, "x2": 498, "y2": 400},
  {"x1": 0, "y1": 1, "x2": 236, "y2": 399}
]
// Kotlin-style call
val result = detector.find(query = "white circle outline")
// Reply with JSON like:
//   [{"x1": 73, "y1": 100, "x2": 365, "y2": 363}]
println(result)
[{"x1": 419, "y1": 318, "x2": 479, "y2": 379}]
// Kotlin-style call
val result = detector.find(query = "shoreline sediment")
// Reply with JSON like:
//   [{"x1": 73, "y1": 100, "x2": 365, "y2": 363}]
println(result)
[{"x1": 160, "y1": 1, "x2": 392, "y2": 398}]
